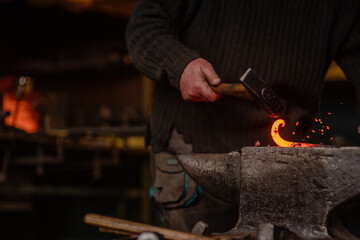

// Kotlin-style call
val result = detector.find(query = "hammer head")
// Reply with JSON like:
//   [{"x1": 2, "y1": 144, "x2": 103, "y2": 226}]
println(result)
[{"x1": 240, "y1": 68, "x2": 284, "y2": 118}]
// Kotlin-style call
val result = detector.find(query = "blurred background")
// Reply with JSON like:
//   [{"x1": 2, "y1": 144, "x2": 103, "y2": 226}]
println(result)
[
  {"x1": 0, "y1": 0, "x2": 152, "y2": 239},
  {"x1": 0, "y1": 0, "x2": 358, "y2": 239}
]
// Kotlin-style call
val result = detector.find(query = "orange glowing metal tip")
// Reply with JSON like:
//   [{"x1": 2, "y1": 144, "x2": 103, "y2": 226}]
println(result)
[{"x1": 271, "y1": 119, "x2": 320, "y2": 147}]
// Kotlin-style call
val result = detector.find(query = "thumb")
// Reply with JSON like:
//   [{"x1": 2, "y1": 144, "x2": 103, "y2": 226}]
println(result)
[{"x1": 201, "y1": 63, "x2": 221, "y2": 86}]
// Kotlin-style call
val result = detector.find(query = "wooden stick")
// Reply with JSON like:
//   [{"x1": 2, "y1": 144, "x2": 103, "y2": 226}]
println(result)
[
  {"x1": 84, "y1": 213, "x2": 212, "y2": 240},
  {"x1": 99, "y1": 227, "x2": 138, "y2": 238}
]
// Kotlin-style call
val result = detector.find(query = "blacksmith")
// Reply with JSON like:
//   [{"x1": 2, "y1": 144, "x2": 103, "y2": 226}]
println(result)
[{"x1": 126, "y1": 0, "x2": 360, "y2": 233}]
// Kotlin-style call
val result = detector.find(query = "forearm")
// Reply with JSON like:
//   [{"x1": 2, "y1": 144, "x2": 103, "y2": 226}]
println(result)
[{"x1": 126, "y1": 0, "x2": 201, "y2": 89}]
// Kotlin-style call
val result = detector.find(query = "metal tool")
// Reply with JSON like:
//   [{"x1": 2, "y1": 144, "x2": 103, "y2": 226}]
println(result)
[
  {"x1": 137, "y1": 232, "x2": 160, "y2": 240},
  {"x1": 191, "y1": 221, "x2": 209, "y2": 236},
  {"x1": 210, "y1": 68, "x2": 284, "y2": 118},
  {"x1": 177, "y1": 147, "x2": 360, "y2": 239}
]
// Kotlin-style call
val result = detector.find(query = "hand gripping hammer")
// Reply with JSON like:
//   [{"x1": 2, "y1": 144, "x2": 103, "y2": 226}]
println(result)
[{"x1": 209, "y1": 68, "x2": 284, "y2": 118}]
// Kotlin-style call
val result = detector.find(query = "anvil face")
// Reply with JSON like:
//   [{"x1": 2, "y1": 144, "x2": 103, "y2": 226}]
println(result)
[{"x1": 177, "y1": 147, "x2": 360, "y2": 239}]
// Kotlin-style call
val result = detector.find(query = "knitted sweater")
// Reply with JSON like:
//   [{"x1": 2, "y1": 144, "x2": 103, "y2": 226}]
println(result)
[{"x1": 126, "y1": 0, "x2": 360, "y2": 153}]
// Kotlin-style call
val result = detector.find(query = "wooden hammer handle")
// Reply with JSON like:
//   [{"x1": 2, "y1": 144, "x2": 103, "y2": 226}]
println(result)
[{"x1": 209, "y1": 83, "x2": 254, "y2": 100}]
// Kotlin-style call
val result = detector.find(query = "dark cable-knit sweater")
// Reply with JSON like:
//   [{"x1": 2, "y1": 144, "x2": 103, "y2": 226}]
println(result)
[{"x1": 126, "y1": 0, "x2": 360, "y2": 153}]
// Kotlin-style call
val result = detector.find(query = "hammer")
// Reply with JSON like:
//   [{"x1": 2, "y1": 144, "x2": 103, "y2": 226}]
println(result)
[{"x1": 209, "y1": 68, "x2": 284, "y2": 118}]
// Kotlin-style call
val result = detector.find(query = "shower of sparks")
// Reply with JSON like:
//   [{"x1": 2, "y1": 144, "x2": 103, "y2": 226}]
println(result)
[{"x1": 271, "y1": 119, "x2": 321, "y2": 147}]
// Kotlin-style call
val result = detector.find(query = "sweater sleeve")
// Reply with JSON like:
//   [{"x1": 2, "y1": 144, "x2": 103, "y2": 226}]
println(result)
[
  {"x1": 126, "y1": 0, "x2": 202, "y2": 89},
  {"x1": 335, "y1": 11, "x2": 360, "y2": 95}
]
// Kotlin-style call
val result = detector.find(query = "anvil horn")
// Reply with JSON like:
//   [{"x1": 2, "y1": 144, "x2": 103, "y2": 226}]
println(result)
[{"x1": 177, "y1": 152, "x2": 241, "y2": 205}]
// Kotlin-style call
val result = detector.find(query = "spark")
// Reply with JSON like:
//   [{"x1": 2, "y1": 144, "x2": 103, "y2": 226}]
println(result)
[{"x1": 271, "y1": 119, "x2": 319, "y2": 147}]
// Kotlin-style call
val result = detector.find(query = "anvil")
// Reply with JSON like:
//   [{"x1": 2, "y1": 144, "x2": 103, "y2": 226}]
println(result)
[{"x1": 177, "y1": 147, "x2": 360, "y2": 239}]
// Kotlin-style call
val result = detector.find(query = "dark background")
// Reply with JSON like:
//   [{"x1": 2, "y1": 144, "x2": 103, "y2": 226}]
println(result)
[{"x1": 0, "y1": 0, "x2": 359, "y2": 239}]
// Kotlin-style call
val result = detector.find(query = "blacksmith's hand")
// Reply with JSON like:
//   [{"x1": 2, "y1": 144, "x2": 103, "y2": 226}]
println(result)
[{"x1": 179, "y1": 58, "x2": 221, "y2": 102}]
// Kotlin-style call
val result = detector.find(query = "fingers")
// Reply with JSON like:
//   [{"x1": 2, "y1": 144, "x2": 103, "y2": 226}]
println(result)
[
  {"x1": 179, "y1": 58, "x2": 221, "y2": 103},
  {"x1": 181, "y1": 75, "x2": 220, "y2": 102},
  {"x1": 200, "y1": 83, "x2": 220, "y2": 102},
  {"x1": 180, "y1": 80, "x2": 213, "y2": 102},
  {"x1": 201, "y1": 62, "x2": 221, "y2": 86}
]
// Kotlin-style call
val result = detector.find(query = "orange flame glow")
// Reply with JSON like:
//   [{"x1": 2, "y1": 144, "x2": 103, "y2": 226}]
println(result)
[
  {"x1": 271, "y1": 119, "x2": 318, "y2": 147},
  {"x1": 3, "y1": 92, "x2": 40, "y2": 133}
]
